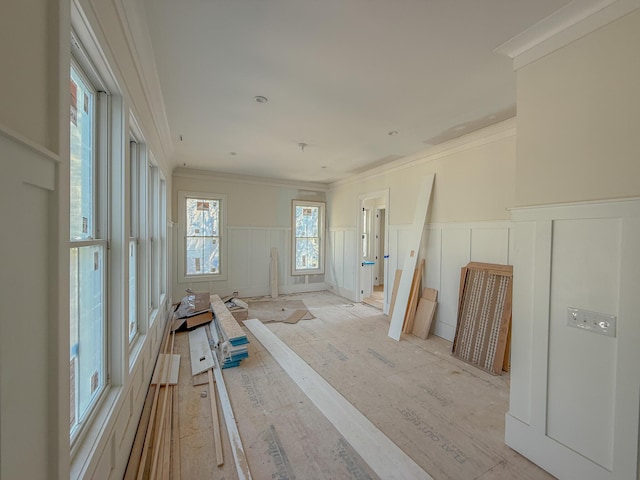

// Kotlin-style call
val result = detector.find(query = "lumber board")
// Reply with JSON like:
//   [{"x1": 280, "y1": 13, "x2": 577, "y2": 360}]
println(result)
[
  {"x1": 402, "y1": 259, "x2": 424, "y2": 334},
  {"x1": 171, "y1": 382, "x2": 181, "y2": 480},
  {"x1": 270, "y1": 247, "x2": 278, "y2": 299},
  {"x1": 388, "y1": 173, "x2": 435, "y2": 340},
  {"x1": 244, "y1": 318, "x2": 432, "y2": 480},
  {"x1": 188, "y1": 327, "x2": 215, "y2": 376},
  {"x1": 411, "y1": 297, "x2": 438, "y2": 340},
  {"x1": 208, "y1": 368, "x2": 224, "y2": 467},
  {"x1": 123, "y1": 385, "x2": 155, "y2": 480},
  {"x1": 388, "y1": 269, "x2": 402, "y2": 318},
  {"x1": 284, "y1": 309, "x2": 308, "y2": 324},
  {"x1": 150, "y1": 354, "x2": 180, "y2": 385},
  {"x1": 212, "y1": 352, "x2": 253, "y2": 480},
  {"x1": 211, "y1": 294, "x2": 247, "y2": 342},
  {"x1": 422, "y1": 287, "x2": 438, "y2": 302}
]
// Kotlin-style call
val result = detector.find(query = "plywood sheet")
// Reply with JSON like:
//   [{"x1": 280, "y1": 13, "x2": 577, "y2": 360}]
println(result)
[
  {"x1": 186, "y1": 311, "x2": 213, "y2": 329},
  {"x1": 411, "y1": 298, "x2": 438, "y2": 340}
]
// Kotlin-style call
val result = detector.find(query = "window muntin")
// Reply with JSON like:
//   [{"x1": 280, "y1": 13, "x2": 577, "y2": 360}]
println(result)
[{"x1": 292, "y1": 200, "x2": 325, "y2": 275}]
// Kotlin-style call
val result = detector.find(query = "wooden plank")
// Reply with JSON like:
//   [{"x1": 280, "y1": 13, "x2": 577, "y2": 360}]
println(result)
[
  {"x1": 411, "y1": 297, "x2": 438, "y2": 340},
  {"x1": 123, "y1": 385, "x2": 155, "y2": 480},
  {"x1": 422, "y1": 287, "x2": 438, "y2": 302},
  {"x1": 188, "y1": 327, "x2": 215, "y2": 376},
  {"x1": 244, "y1": 318, "x2": 433, "y2": 480},
  {"x1": 403, "y1": 259, "x2": 425, "y2": 334},
  {"x1": 211, "y1": 294, "x2": 247, "y2": 342},
  {"x1": 171, "y1": 382, "x2": 181, "y2": 480},
  {"x1": 283, "y1": 309, "x2": 308, "y2": 324},
  {"x1": 208, "y1": 368, "x2": 224, "y2": 466},
  {"x1": 161, "y1": 386, "x2": 172, "y2": 480},
  {"x1": 212, "y1": 352, "x2": 253, "y2": 480},
  {"x1": 270, "y1": 247, "x2": 278, "y2": 299},
  {"x1": 388, "y1": 173, "x2": 435, "y2": 340},
  {"x1": 388, "y1": 269, "x2": 402, "y2": 317},
  {"x1": 150, "y1": 354, "x2": 180, "y2": 385}
]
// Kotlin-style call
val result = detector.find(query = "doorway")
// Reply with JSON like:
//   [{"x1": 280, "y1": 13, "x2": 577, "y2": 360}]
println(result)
[{"x1": 357, "y1": 190, "x2": 389, "y2": 313}]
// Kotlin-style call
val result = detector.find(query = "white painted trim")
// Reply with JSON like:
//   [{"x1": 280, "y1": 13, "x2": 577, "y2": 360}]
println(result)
[
  {"x1": 510, "y1": 196, "x2": 640, "y2": 221},
  {"x1": 495, "y1": 0, "x2": 640, "y2": 70},
  {"x1": 243, "y1": 319, "x2": 432, "y2": 480},
  {"x1": 0, "y1": 123, "x2": 60, "y2": 164},
  {"x1": 330, "y1": 118, "x2": 515, "y2": 188},
  {"x1": 173, "y1": 167, "x2": 329, "y2": 192},
  {"x1": 0, "y1": 133, "x2": 56, "y2": 191},
  {"x1": 388, "y1": 174, "x2": 435, "y2": 340}
]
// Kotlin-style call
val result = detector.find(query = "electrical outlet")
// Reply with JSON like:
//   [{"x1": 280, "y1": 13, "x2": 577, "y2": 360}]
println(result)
[{"x1": 567, "y1": 307, "x2": 616, "y2": 337}]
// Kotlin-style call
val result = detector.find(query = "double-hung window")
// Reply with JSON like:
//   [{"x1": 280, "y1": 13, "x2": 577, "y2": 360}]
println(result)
[
  {"x1": 69, "y1": 57, "x2": 108, "y2": 437},
  {"x1": 178, "y1": 191, "x2": 227, "y2": 282},
  {"x1": 292, "y1": 200, "x2": 325, "y2": 275},
  {"x1": 128, "y1": 138, "x2": 141, "y2": 343}
]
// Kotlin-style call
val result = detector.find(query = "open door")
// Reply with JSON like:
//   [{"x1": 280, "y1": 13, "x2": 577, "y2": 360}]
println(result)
[{"x1": 357, "y1": 191, "x2": 389, "y2": 311}]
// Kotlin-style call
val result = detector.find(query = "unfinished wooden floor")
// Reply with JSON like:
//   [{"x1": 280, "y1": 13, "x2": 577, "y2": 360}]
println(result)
[{"x1": 171, "y1": 291, "x2": 554, "y2": 480}]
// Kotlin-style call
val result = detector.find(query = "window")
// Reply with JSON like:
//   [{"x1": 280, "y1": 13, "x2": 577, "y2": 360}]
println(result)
[
  {"x1": 69, "y1": 59, "x2": 108, "y2": 437},
  {"x1": 128, "y1": 139, "x2": 141, "y2": 343},
  {"x1": 292, "y1": 200, "x2": 325, "y2": 275},
  {"x1": 178, "y1": 191, "x2": 227, "y2": 282}
]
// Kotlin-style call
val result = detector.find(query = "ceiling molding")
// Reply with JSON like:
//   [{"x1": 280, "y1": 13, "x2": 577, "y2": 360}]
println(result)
[
  {"x1": 495, "y1": 0, "x2": 640, "y2": 70},
  {"x1": 113, "y1": 0, "x2": 174, "y2": 164},
  {"x1": 330, "y1": 117, "x2": 516, "y2": 189},
  {"x1": 172, "y1": 167, "x2": 329, "y2": 192}
]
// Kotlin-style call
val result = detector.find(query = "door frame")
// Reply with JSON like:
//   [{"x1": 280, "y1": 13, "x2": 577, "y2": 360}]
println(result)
[{"x1": 356, "y1": 189, "x2": 390, "y2": 311}]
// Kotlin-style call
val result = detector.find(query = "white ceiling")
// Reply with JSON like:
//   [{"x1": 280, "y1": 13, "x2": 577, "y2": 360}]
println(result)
[{"x1": 142, "y1": 0, "x2": 572, "y2": 184}]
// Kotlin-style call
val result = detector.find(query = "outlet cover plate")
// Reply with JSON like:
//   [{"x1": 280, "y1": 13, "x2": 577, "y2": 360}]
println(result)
[{"x1": 567, "y1": 307, "x2": 616, "y2": 337}]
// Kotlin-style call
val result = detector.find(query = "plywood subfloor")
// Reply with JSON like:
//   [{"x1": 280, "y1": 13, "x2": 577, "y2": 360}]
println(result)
[{"x1": 173, "y1": 291, "x2": 554, "y2": 480}]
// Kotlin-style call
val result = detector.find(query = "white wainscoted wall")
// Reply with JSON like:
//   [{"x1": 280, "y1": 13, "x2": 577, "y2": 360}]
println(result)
[
  {"x1": 172, "y1": 168, "x2": 328, "y2": 299},
  {"x1": 506, "y1": 199, "x2": 640, "y2": 479}
]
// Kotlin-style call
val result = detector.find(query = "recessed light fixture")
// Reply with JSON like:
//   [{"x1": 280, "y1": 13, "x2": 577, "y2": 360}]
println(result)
[
  {"x1": 321, "y1": 166, "x2": 327, "y2": 169},
  {"x1": 297, "y1": 142, "x2": 308, "y2": 151},
  {"x1": 388, "y1": 130, "x2": 398, "y2": 136},
  {"x1": 254, "y1": 95, "x2": 268, "y2": 103},
  {"x1": 230, "y1": 152, "x2": 237, "y2": 156}
]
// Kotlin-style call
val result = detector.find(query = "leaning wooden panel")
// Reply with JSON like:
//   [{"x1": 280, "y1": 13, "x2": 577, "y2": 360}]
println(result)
[{"x1": 452, "y1": 263, "x2": 513, "y2": 375}]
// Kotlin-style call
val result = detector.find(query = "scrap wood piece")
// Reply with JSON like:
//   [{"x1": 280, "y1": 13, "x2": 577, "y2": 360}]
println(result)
[
  {"x1": 212, "y1": 352, "x2": 253, "y2": 480},
  {"x1": 411, "y1": 288, "x2": 438, "y2": 340},
  {"x1": 150, "y1": 354, "x2": 180, "y2": 385},
  {"x1": 388, "y1": 173, "x2": 435, "y2": 341},
  {"x1": 284, "y1": 309, "x2": 309, "y2": 324},
  {"x1": 270, "y1": 247, "x2": 278, "y2": 299},
  {"x1": 208, "y1": 368, "x2": 224, "y2": 467},
  {"x1": 189, "y1": 327, "x2": 215, "y2": 376},
  {"x1": 388, "y1": 269, "x2": 402, "y2": 318},
  {"x1": 402, "y1": 259, "x2": 425, "y2": 334},
  {"x1": 452, "y1": 262, "x2": 513, "y2": 375},
  {"x1": 186, "y1": 310, "x2": 213, "y2": 329}
]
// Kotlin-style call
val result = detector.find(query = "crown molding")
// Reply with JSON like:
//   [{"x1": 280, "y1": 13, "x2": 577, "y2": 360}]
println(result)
[
  {"x1": 495, "y1": 0, "x2": 640, "y2": 70},
  {"x1": 172, "y1": 167, "x2": 329, "y2": 192},
  {"x1": 330, "y1": 117, "x2": 516, "y2": 189}
]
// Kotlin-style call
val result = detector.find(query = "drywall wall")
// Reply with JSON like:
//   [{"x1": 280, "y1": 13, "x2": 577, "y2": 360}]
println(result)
[
  {"x1": 515, "y1": 10, "x2": 640, "y2": 207},
  {"x1": 0, "y1": 0, "x2": 50, "y2": 146},
  {"x1": 506, "y1": 10, "x2": 640, "y2": 479},
  {"x1": 171, "y1": 168, "x2": 328, "y2": 298},
  {"x1": 327, "y1": 121, "x2": 516, "y2": 338}
]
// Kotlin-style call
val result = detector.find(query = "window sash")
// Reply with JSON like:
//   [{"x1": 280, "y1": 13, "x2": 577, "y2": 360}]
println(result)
[{"x1": 292, "y1": 200, "x2": 325, "y2": 275}]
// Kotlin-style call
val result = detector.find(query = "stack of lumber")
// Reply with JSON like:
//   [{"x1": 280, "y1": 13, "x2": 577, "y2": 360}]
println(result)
[
  {"x1": 124, "y1": 319, "x2": 180, "y2": 480},
  {"x1": 452, "y1": 262, "x2": 513, "y2": 375},
  {"x1": 210, "y1": 294, "x2": 249, "y2": 368}
]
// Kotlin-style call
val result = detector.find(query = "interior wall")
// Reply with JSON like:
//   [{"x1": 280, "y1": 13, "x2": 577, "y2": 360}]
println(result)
[
  {"x1": 515, "y1": 10, "x2": 640, "y2": 207},
  {"x1": 0, "y1": 1, "x2": 174, "y2": 479},
  {"x1": 327, "y1": 121, "x2": 516, "y2": 339},
  {"x1": 507, "y1": 10, "x2": 640, "y2": 479},
  {"x1": 172, "y1": 169, "x2": 328, "y2": 299}
]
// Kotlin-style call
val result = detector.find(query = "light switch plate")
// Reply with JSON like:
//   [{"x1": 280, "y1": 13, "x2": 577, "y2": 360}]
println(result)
[{"x1": 567, "y1": 307, "x2": 616, "y2": 337}]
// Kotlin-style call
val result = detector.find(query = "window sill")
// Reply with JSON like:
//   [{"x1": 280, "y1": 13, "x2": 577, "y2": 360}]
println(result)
[{"x1": 70, "y1": 385, "x2": 123, "y2": 479}]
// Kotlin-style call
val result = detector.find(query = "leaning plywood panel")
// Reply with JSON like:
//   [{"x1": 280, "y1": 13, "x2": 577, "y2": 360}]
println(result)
[
  {"x1": 452, "y1": 263, "x2": 513, "y2": 375},
  {"x1": 388, "y1": 174, "x2": 435, "y2": 340}
]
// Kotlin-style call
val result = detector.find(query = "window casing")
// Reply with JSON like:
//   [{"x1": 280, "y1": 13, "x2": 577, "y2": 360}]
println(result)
[
  {"x1": 292, "y1": 200, "x2": 325, "y2": 275},
  {"x1": 178, "y1": 191, "x2": 227, "y2": 282},
  {"x1": 69, "y1": 57, "x2": 109, "y2": 439},
  {"x1": 128, "y1": 138, "x2": 141, "y2": 343}
]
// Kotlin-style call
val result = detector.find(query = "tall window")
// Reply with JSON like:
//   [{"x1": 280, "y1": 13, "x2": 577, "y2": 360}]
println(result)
[
  {"x1": 69, "y1": 61, "x2": 108, "y2": 436},
  {"x1": 128, "y1": 139, "x2": 140, "y2": 343},
  {"x1": 292, "y1": 200, "x2": 325, "y2": 275},
  {"x1": 178, "y1": 191, "x2": 227, "y2": 282}
]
